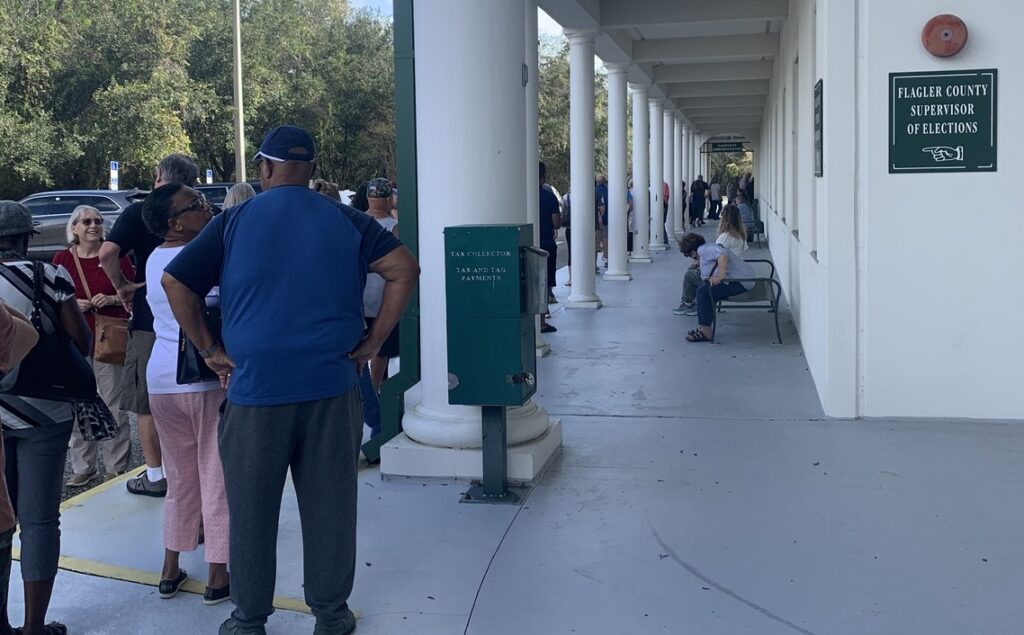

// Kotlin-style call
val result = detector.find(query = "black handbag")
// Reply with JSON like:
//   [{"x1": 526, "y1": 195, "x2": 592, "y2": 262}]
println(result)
[
  {"x1": 176, "y1": 306, "x2": 222, "y2": 385},
  {"x1": 0, "y1": 261, "x2": 96, "y2": 401}
]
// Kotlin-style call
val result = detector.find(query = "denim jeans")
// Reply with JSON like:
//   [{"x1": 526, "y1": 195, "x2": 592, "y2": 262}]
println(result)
[
  {"x1": 696, "y1": 281, "x2": 747, "y2": 326},
  {"x1": 4, "y1": 421, "x2": 73, "y2": 581},
  {"x1": 357, "y1": 363, "x2": 381, "y2": 438}
]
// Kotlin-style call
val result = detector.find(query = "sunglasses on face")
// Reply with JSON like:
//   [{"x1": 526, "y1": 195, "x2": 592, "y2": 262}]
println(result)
[
  {"x1": 171, "y1": 194, "x2": 209, "y2": 218},
  {"x1": 76, "y1": 218, "x2": 102, "y2": 226}
]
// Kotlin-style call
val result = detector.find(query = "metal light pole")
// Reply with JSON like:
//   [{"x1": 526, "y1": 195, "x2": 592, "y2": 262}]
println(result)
[{"x1": 232, "y1": 0, "x2": 247, "y2": 182}]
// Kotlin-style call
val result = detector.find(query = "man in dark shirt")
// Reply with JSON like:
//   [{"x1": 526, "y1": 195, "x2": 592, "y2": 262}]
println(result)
[
  {"x1": 163, "y1": 126, "x2": 418, "y2": 635},
  {"x1": 539, "y1": 162, "x2": 561, "y2": 334},
  {"x1": 99, "y1": 153, "x2": 199, "y2": 497},
  {"x1": 689, "y1": 174, "x2": 710, "y2": 227}
]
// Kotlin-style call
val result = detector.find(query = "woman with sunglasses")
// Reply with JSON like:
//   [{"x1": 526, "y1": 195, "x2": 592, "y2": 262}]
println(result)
[
  {"x1": 52, "y1": 206, "x2": 136, "y2": 487},
  {"x1": 141, "y1": 185, "x2": 230, "y2": 605}
]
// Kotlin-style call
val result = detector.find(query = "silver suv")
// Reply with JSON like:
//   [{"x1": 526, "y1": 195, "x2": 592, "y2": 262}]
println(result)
[{"x1": 17, "y1": 189, "x2": 148, "y2": 260}]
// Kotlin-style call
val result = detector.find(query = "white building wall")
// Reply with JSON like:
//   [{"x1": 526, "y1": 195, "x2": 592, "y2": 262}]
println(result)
[
  {"x1": 856, "y1": 0, "x2": 1023, "y2": 419},
  {"x1": 766, "y1": 0, "x2": 1024, "y2": 419}
]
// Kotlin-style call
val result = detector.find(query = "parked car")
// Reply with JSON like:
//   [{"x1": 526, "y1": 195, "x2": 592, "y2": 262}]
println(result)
[
  {"x1": 18, "y1": 189, "x2": 148, "y2": 260},
  {"x1": 196, "y1": 181, "x2": 263, "y2": 206}
]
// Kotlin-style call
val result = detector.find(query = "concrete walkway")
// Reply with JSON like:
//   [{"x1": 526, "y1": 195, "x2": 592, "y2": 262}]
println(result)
[{"x1": 12, "y1": 234, "x2": 1024, "y2": 634}]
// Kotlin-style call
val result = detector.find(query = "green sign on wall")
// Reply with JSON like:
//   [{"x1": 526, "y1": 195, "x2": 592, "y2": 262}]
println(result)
[
  {"x1": 708, "y1": 141, "x2": 747, "y2": 153},
  {"x1": 889, "y1": 69, "x2": 997, "y2": 173}
]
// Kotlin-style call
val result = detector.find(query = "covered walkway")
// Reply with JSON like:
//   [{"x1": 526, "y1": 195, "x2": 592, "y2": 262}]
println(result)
[{"x1": 14, "y1": 238, "x2": 1023, "y2": 634}]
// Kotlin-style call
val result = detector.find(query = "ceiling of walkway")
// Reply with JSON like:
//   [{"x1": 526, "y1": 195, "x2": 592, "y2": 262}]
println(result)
[{"x1": 540, "y1": 0, "x2": 785, "y2": 142}]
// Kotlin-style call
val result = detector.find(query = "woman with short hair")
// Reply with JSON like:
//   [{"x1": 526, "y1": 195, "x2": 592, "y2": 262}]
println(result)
[
  {"x1": 52, "y1": 205, "x2": 135, "y2": 487},
  {"x1": 141, "y1": 185, "x2": 230, "y2": 604}
]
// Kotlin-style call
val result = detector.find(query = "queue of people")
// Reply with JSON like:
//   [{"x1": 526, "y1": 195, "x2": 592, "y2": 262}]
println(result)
[{"x1": 0, "y1": 124, "x2": 419, "y2": 635}]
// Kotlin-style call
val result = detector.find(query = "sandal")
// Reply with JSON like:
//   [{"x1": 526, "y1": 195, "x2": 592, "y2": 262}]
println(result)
[{"x1": 686, "y1": 330, "x2": 711, "y2": 343}]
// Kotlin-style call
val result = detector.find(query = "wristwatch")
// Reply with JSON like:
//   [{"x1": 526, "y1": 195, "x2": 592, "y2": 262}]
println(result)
[{"x1": 198, "y1": 343, "x2": 221, "y2": 359}]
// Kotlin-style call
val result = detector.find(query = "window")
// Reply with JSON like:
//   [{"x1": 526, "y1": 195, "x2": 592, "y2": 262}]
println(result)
[
  {"x1": 791, "y1": 56, "x2": 800, "y2": 238},
  {"x1": 23, "y1": 195, "x2": 119, "y2": 216}
]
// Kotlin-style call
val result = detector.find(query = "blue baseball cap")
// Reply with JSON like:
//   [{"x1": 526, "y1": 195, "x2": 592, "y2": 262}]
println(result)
[{"x1": 253, "y1": 125, "x2": 317, "y2": 163}]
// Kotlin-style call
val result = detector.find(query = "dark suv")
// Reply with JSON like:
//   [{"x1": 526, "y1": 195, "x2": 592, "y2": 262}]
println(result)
[
  {"x1": 18, "y1": 189, "x2": 148, "y2": 260},
  {"x1": 195, "y1": 181, "x2": 262, "y2": 206}
]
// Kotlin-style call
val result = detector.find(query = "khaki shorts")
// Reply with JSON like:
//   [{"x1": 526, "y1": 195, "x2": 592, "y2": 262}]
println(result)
[{"x1": 120, "y1": 329, "x2": 156, "y2": 416}]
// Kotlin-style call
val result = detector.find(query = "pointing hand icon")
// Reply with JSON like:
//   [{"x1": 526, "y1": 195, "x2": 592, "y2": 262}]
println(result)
[{"x1": 922, "y1": 146, "x2": 964, "y2": 162}]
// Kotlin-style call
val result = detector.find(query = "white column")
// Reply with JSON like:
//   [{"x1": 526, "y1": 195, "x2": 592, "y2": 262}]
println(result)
[
  {"x1": 604, "y1": 63, "x2": 631, "y2": 281},
  {"x1": 385, "y1": 0, "x2": 557, "y2": 480},
  {"x1": 565, "y1": 29, "x2": 601, "y2": 308},
  {"x1": 648, "y1": 98, "x2": 666, "y2": 250},
  {"x1": 524, "y1": 0, "x2": 549, "y2": 357},
  {"x1": 661, "y1": 106, "x2": 674, "y2": 246},
  {"x1": 683, "y1": 127, "x2": 691, "y2": 227},
  {"x1": 673, "y1": 115, "x2": 683, "y2": 239},
  {"x1": 629, "y1": 83, "x2": 652, "y2": 263}
]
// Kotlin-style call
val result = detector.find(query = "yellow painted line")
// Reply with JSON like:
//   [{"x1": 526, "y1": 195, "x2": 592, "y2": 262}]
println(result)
[
  {"x1": 28, "y1": 470, "x2": 364, "y2": 618},
  {"x1": 60, "y1": 469, "x2": 137, "y2": 512},
  {"x1": 12, "y1": 548, "x2": 316, "y2": 615}
]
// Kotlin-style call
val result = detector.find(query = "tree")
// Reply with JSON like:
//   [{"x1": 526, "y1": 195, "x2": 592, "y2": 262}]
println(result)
[
  {"x1": 708, "y1": 151, "x2": 753, "y2": 185},
  {"x1": 537, "y1": 37, "x2": 609, "y2": 196},
  {"x1": 0, "y1": 0, "x2": 395, "y2": 199}
]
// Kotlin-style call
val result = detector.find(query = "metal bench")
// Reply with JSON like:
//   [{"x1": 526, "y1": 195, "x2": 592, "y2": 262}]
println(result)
[
  {"x1": 746, "y1": 203, "x2": 766, "y2": 248},
  {"x1": 710, "y1": 259, "x2": 783, "y2": 344}
]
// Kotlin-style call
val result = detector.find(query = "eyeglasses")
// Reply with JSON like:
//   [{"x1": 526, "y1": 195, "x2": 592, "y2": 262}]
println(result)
[
  {"x1": 76, "y1": 218, "x2": 102, "y2": 226},
  {"x1": 170, "y1": 194, "x2": 209, "y2": 218}
]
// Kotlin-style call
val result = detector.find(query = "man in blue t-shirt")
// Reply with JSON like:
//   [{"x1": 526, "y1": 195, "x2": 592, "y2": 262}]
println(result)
[
  {"x1": 162, "y1": 125, "x2": 418, "y2": 635},
  {"x1": 595, "y1": 175, "x2": 609, "y2": 266}
]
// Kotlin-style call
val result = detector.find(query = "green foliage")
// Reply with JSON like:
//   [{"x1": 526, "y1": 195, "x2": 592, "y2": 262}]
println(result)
[
  {"x1": 0, "y1": 0, "x2": 394, "y2": 199},
  {"x1": 708, "y1": 151, "x2": 753, "y2": 185},
  {"x1": 537, "y1": 37, "x2": 610, "y2": 195}
]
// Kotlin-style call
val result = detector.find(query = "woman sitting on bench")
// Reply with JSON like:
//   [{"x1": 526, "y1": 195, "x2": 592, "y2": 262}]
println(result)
[
  {"x1": 716, "y1": 205, "x2": 748, "y2": 254},
  {"x1": 677, "y1": 233, "x2": 755, "y2": 343}
]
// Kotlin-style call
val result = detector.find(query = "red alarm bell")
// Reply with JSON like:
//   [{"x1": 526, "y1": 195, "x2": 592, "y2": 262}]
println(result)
[{"x1": 922, "y1": 14, "x2": 968, "y2": 58}]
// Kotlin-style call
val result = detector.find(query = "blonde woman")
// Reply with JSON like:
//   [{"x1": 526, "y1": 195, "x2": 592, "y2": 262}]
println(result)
[
  {"x1": 222, "y1": 183, "x2": 256, "y2": 209},
  {"x1": 715, "y1": 205, "x2": 749, "y2": 254},
  {"x1": 52, "y1": 205, "x2": 135, "y2": 486}
]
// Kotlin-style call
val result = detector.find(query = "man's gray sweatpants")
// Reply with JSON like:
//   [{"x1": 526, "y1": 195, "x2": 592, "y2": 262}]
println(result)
[{"x1": 219, "y1": 387, "x2": 363, "y2": 628}]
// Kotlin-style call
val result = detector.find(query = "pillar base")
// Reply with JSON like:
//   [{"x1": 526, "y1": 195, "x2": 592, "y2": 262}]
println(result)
[
  {"x1": 629, "y1": 255, "x2": 653, "y2": 263},
  {"x1": 380, "y1": 419, "x2": 563, "y2": 483},
  {"x1": 650, "y1": 243, "x2": 669, "y2": 251},
  {"x1": 566, "y1": 298, "x2": 602, "y2": 309},
  {"x1": 603, "y1": 272, "x2": 632, "y2": 281}
]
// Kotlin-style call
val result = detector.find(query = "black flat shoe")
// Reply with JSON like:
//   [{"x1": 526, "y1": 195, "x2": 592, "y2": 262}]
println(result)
[
  {"x1": 204, "y1": 583, "x2": 231, "y2": 606},
  {"x1": 159, "y1": 569, "x2": 188, "y2": 599},
  {"x1": 540, "y1": 324, "x2": 557, "y2": 333}
]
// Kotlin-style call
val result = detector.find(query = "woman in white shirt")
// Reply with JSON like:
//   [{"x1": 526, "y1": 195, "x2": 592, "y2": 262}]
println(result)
[
  {"x1": 141, "y1": 184, "x2": 230, "y2": 605},
  {"x1": 715, "y1": 205, "x2": 748, "y2": 254}
]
